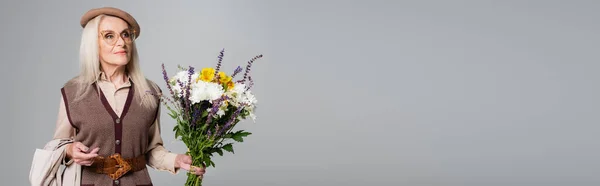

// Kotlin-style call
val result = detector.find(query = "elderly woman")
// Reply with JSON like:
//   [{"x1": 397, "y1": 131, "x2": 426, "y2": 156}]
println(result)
[{"x1": 52, "y1": 7, "x2": 205, "y2": 185}]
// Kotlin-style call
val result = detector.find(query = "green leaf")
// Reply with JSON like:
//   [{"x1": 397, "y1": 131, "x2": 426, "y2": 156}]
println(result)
[
  {"x1": 168, "y1": 109, "x2": 178, "y2": 119},
  {"x1": 203, "y1": 159, "x2": 211, "y2": 167},
  {"x1": 174, "y1": 129, "x2": 181, "y2": 139},
  {"x1": 232, "y1": 135, "x2": 244, "y2": 142},
  {"x1": 180, "y1": 120, "x2": 189, "y2": 126},
  {"x1": 231, "y1": 130, "x2": 251, "y2": 142},
  {"x1": 222, "y1": 143, "x2": 234, "y2": 153},
  {"x1": 221, "y1": 82, "x2": 227, "y2": 90},
  {"x1": 202, "y1": 155, "x2": 214, "y2": 168},
  {"x1": 203, "y1": 155, "x2": 211, "y2": 163},
  {"x1": 216, "y1": 148, "x2": 223, "y2": 156},
  {"x1": 201, "y1": 124, "x2": 208, "y2": 132},
  {"x1": 238, "y1": 131, "x2": 252, "y2": 137},
  {"x1": 178, "y1": 123, "x2": 186, "y2": 133}
]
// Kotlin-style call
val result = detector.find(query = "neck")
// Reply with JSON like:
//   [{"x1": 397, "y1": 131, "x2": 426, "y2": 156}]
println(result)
[{"x1": 100, "y1": 62, "x2": 127, "y2": 85}]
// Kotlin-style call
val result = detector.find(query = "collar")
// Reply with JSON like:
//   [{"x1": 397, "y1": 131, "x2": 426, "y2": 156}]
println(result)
[{"x1": 95, "y1": 71, "x2": 133, "y2": 86}]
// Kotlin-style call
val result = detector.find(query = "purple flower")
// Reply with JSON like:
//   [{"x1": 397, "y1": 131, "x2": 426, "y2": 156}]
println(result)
[
  {"x1": 190, "y1": 103, "x2": 201, "y2": 128},
  {"x1": 246, "y1": 76, "x2": 254, "y2": 92},
  {"x1": 161, "y1": 64, "x2": 175, "y2": 100},
  {"x1": 205, "y1": 96, "x2": 225, "y2": 125},
  {"x1": 213, "y1": 125, "x2": 220, "y2": 138},
  {"x1": 214, "y1": 48, "x2": 225, "y2": 81},
  {"x1": 185, "y1": 66, "x2": 195, "y2": 107},
  {"x1": 176, "y1": 79, "x2": 185, "y2": 104},
  {"x1": 231, "y1": 66, "x2": 242, "y2": 79},
  {"x1": 238, "y1": 54, "x2": 263, "y2": 84},
  {"x1": 219, "y1": 105, "x2": 245, "y2": 136},
  {"x1": 177, "y1": 78, "x2": 192, "y2": 122}
]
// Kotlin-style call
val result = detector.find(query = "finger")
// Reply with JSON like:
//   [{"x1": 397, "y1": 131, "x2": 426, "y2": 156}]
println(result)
[
  {"x1": 75, "y1": 159, "x2": 94, "y2": 166},
  {"x1": 193, "y1": 167, "x2": 205, "y2": 173},
  {"x1": 190, "y1": 165, "x2": 206, "y2": 176},
  {"x1": 75, "y1": 143, "x2": 90, "y2": 153},
  {"x1": 78, "y1": 160, "x2": 93, "y2": 165},
  {"x1": 78, "y1": 151, "x2": 99, "y2": 160},
  {"x1": 74, "y1": 143, "x2": 87, "y2": 152},
  {"x1": 183, "y1": 155, "x2": 192, "y2": 164},
  {"x1": 88, "y1": 147, "x2": 100, "y2": 154},
  {"x1": 180, "y1": 162, "x2": 191, "y2": 171},
  {"x1": 195, "y1": 166, "x2": 205, "y2": 172}
]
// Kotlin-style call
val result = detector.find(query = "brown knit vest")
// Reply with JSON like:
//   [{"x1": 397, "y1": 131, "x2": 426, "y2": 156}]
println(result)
[{"x1": 61, "y1": 78, "x2": 160, "y2": 186}]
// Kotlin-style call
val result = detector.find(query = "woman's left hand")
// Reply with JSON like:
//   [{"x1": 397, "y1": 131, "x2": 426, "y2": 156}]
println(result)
[{"x1": 175, "y1": 154, "x2": 206, "y2": 177}]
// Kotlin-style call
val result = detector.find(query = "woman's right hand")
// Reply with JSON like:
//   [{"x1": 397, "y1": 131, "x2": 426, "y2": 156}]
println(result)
[{"x1": 66, "y1": 142, "x2": 100, "y2": 166}]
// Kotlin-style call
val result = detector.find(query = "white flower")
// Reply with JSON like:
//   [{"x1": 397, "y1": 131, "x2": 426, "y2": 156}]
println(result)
[
  {"x1": 216, "y1": 109, "x2": 225, "y2": 117},
  {"x1": 229, "y1": 82, "x2": 257, "y2": 106},
  {"x1": 170, "y1": 71, "x2": 199, "y2": 98},
  {"x1": 171, "y1": 84, "x2": 184, "y2": 97},
  {"x1": 249, "y1": 112, "x2": 257, "y2": 122},
  {"x1": 232, "y1": 83, "x2": 246, "y2": 95},
  {"x1": 171, "y1": 71, "x2": 186, "y2": 83},
  {"x1": 206, "y1": 107, "x2": 226, "y2": 118},
  {"x1": 239, "y1": 90, "x2": 258, "y2": 106},
  {"x1": 189, "y1": 81, "x2": 224, "y2": 104},
  {"x1": 205, "y1": 82, "x2": 224, "y2": 101}
]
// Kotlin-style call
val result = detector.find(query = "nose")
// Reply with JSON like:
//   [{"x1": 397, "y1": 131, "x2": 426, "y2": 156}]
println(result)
[{"x1": 114, "y1": 35, "x2": 126, "y2": 47}]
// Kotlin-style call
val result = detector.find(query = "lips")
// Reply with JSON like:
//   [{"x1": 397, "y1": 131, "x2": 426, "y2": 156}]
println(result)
[{"x1": 114, "y1": 51, "x2": 127, "y2": 54}]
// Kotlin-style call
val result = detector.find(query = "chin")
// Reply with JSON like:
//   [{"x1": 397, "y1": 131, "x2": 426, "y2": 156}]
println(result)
[
  {"x1": 106, "y1": 60, "x2": 128, "y2": 67},
  {"x1": 111, "y1": 57, "x2": 130, "y2": 66}
]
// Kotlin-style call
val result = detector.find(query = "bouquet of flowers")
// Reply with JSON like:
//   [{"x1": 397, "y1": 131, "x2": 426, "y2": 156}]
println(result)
[{"x1": 157, "y1": 49, "x2": 262, "y2": 186}]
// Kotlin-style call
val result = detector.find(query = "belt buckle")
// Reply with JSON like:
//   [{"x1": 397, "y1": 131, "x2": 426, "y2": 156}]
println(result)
[{"x1": 108, "y1": 153, "x2": 131, "y2": 180}]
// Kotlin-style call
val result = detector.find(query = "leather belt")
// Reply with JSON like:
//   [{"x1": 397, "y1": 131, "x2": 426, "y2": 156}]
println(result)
[{"x1": 89, "y1": 153, "x2": 146, "y2": 180}]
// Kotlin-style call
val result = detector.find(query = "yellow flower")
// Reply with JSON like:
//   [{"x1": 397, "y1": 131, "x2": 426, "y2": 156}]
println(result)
[
  {"x1": 226, "y1": 81, "x2": 235, "y2": 90},
  {"x1": 218, "y1": 71, "x2": 232, "y2": 84},
  {"x1": 199, "y1": 68, "x2": 215, "y2": 82}
]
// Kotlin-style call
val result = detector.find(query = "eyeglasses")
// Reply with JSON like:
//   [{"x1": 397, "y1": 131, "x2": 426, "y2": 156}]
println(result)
[{"x1": 99, "y1": 29, "x2": 136, "y2": 46}]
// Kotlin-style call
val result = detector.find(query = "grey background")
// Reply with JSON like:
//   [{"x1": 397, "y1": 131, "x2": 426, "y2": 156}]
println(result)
[{"x1": 2, "y1": 0, "x2": 599, "y2": 185}]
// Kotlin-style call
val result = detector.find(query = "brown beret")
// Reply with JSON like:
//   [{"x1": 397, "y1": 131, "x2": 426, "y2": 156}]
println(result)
[{"x1": 80, "y1": 7, "x2": 140, "y2": 38}]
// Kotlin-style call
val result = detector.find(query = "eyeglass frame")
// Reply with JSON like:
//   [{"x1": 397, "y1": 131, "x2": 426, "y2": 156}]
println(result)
[{"x1": 98, "y1": 28, "x2": 137, "y2": 46}]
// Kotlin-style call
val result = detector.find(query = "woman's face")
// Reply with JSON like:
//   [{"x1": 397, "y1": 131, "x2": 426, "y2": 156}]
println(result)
[{"x1": 98, "y1": 16, "x2": 134, "y2": 67}]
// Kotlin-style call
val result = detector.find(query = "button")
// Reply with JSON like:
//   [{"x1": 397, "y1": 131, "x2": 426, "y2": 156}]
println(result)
[
  {"x1": 115, "y1": 140, "x2": 121, "y2": 145},
  {"x1": 114, "y1": 180, "x2": 119, "y2": 185},
  {"x1": 116, "y1": 118, "x2": 121, "y2": 124}
]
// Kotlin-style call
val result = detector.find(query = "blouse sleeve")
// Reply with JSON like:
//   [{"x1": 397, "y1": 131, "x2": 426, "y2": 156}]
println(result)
[
  {"x1": 53, "y1": 95, "x2": 75, "y2": 165},
  {"x1": 53, "y1": 95, "x2": 75, "y2": 140},
  {"x1": 146, "y1": 104, "x2": 180, "y2": 174}
]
